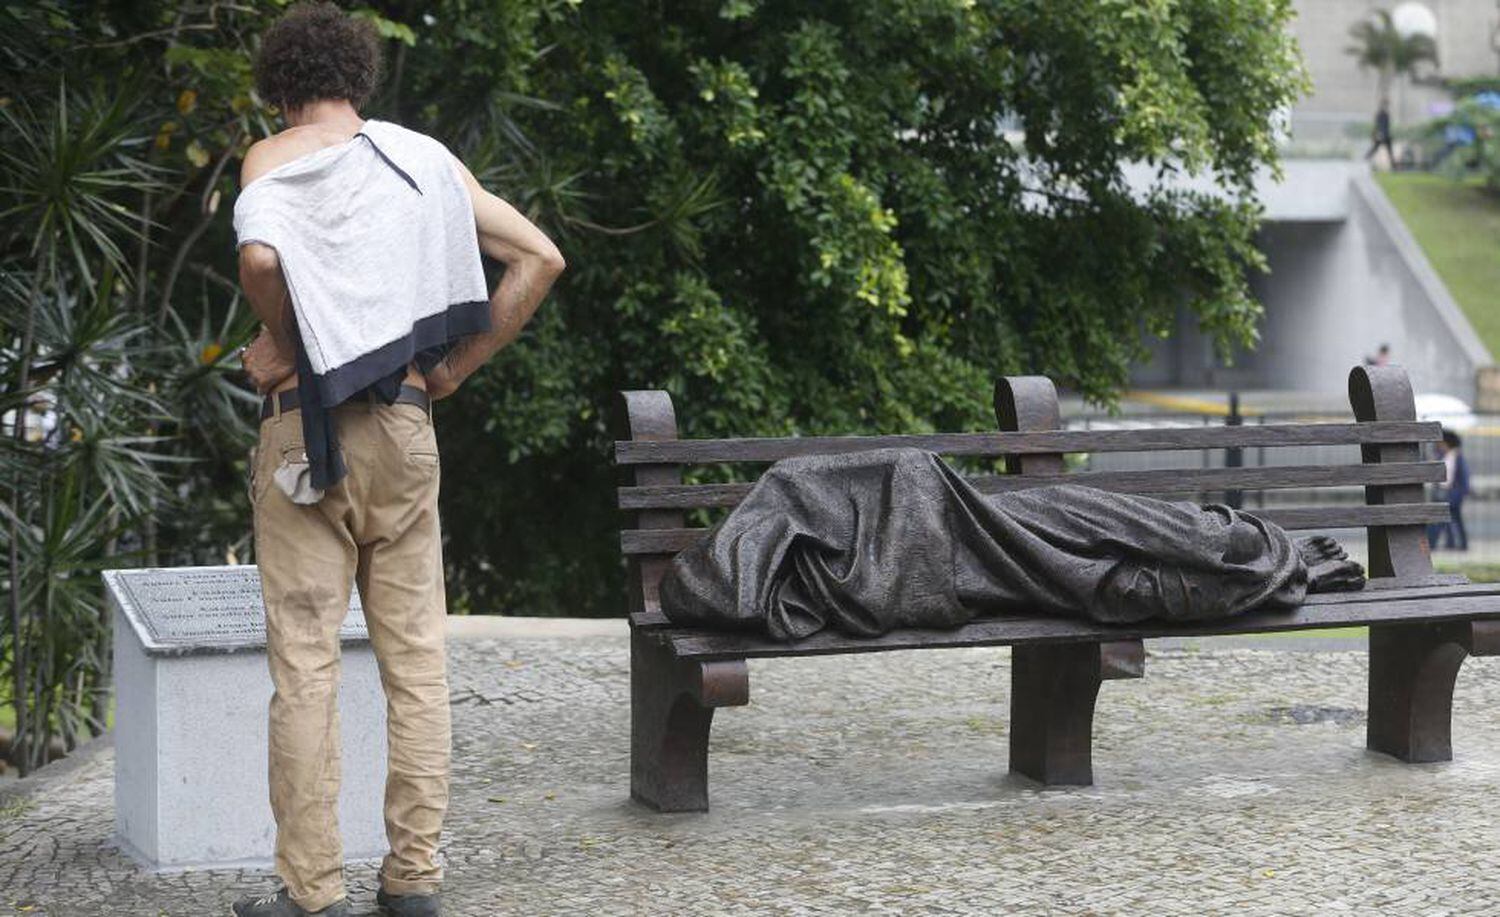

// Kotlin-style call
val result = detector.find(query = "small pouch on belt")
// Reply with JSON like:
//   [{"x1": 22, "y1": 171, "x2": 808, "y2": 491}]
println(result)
[{"x1": 273, "y1": 446, "x2": 326, "y2": 505}]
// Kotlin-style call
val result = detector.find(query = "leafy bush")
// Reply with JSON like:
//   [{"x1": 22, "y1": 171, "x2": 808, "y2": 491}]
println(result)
[
  {"x1": 1445, "y1": 76, "x2": 1500, "y2": 98},
  {"x1": 1418, "y1": 91, "x2": 1500, "y2": 189},
  {"x1": 0, "y1": 3, "x2": 270, "y2": 773},
  {"x1": 1441, "y1": 100, "x2": 1500, "y2": 190}
]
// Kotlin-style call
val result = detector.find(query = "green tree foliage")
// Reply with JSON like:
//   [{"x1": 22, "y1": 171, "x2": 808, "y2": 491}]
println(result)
[
  {"x1": 2, "y1": 1, "x2": 1307, "y2": 767},
  {"x1": 397, "y1": 0, "x2": 1308, "y2": 614},
  {"x1": 1429, "y1": 98, "x2": 1500, "y2": 191},
  {"x1": 0, "y1": 2, "x2": 276, "y2": 772}
]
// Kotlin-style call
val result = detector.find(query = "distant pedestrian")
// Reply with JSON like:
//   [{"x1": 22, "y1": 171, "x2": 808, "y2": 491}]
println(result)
[
  {"x1": 1365, "y1": 343, "x2": 1391, "y2": 367},
  {"x1": 1366, "y1": 97, "x2": 1395, "y2": 168},
  {"x1": 1428, "y1": 430, "x2": 1471, "y2": 551}
]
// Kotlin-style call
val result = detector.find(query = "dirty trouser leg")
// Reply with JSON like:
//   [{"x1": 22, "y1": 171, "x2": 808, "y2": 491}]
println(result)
[
  {"x1": 347, "y1": 402, "x2": 451, "y2": 896},
  {"x1": 253, "y1": 409, "x2": 358, "y2": 912}
]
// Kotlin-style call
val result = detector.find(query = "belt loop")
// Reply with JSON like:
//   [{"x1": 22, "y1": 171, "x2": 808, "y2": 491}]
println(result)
[{"x1": 272, "y1": 390, "x2": 281, "y2": 420}]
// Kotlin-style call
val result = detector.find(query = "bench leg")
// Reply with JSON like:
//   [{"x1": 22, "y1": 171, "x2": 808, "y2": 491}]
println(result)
[
  {"x1": 1009, "y1": 640, "x2": 1143, "y2": 786},
  {"x1": 630, "y1": 629, "x2": 749, "y2": 812},
  {"x1": 1368, "y1": 622, "x2": 1474, "y2": 763}
]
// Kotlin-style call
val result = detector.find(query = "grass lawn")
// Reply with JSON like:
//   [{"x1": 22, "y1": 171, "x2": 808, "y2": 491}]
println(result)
[
  {"x1": 1375, "y1": 172, "x2": 1500, "y2": 357},
  {"x1": 1437, "y1": 559, "x2": 1500, "y2": 583}
]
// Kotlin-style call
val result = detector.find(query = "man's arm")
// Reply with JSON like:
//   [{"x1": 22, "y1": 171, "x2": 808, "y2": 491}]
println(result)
[
  {"x1": 239, "y1": 245, "x2": 295, "y2": 347},
  {"x1": 426, "y1": 158, "x2": 566, "y2": 399},
  {"x1": 238, "y1": 139, "x2": 299, "y2": 392}
]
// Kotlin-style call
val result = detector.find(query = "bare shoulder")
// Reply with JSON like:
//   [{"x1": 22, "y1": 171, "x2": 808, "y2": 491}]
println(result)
[
  {"x1": 446, "y1": 149, "x2": 481, "y2": 190},
  {"x1": 240, "y1": 125, "x2": 362, "y2": 188},
  {"x1": 240, "y1": 133, "x2": 302, "y2": 187},
  {"x1": 447, "y1": 151, "x2": 500, "y2": 216}
]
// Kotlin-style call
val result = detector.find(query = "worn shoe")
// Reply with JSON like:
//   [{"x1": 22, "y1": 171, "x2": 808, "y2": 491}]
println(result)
[
  {"x1": 376, "y1": 887, "x2": 442, "y2": 916},
  {"x1": 230, "y1": 887, "x2": 350, "y2": 916}
]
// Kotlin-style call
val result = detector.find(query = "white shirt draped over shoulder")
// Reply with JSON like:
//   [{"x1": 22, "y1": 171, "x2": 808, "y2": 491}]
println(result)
[{"x1": 233, "y1": 119, "x2": 490, "y2": 406}]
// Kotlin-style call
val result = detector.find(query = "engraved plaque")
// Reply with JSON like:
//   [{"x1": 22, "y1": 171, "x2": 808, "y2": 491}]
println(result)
[{"x1": 105, "y1": 565, "x2": 367, "y2": 655}]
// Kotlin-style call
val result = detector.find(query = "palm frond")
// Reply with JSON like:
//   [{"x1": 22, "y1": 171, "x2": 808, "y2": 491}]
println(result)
[{"x1": 0, "y1": 80, "x2": 164, "y2": 291}]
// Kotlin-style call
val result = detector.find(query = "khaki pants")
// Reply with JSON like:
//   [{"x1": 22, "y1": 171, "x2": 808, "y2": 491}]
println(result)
[{"x1": 252, "y1": 398, "x2": 450, "y2": 911}]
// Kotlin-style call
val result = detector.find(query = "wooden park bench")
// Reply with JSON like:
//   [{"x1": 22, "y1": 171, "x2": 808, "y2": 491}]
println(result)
[{"x1": 613, "y1": 365, "x2": 1500, "y2": 812}]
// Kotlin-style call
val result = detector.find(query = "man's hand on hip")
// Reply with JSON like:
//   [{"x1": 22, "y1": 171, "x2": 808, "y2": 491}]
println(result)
[
  {"x1": 423, "y1": 356, "x2": 462, "y2": 401},
  {"x1": 243, "y1": 328, "x2": 296, "y2": 394}
]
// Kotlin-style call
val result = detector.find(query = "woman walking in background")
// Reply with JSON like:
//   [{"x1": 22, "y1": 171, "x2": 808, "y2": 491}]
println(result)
[{"x1": 1429, "y1": 430, "x2": 1471, "y2": 552}]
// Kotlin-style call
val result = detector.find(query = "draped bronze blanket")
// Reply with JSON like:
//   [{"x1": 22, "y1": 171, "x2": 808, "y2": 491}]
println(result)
[{"x1": 659, "y1": 448, "x2": 1347, "y2": 641}]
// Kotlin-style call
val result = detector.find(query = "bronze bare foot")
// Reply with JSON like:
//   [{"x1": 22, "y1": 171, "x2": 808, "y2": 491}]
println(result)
[
  {"x1": 1296, "y1": 535, "x2": 1347, "y2": 568},
  {"x1": 1307, "y1": 557, "x2": 1365, "y2": 593}
]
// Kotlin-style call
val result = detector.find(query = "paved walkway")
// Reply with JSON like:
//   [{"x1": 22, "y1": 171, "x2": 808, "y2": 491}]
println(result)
[{"x1": 3, "y1": 622, "x2": 1499, "y2": 915}]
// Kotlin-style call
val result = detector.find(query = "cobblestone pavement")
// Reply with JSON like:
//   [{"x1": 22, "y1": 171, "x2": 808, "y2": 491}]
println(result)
[{"x1": 3, "y1": 630, "x2": 1500, "y2": 916}]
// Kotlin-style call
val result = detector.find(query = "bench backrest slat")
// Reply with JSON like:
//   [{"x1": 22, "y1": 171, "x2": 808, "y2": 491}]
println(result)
[
  {"x1": 613, "y1": 421, "x2": 1439, "y2": 466},
  {"x1": 616, "y1": 461, "x2": 1445, "y2": 510}
]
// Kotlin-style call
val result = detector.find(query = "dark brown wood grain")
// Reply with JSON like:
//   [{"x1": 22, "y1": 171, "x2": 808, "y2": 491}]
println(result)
[
  {"x1": 619, "y1": 502, "x2": 1452, "y2": 555},
  {"x1": 1251, "y1": 504, "x2": 1451, "y2": 530},
  {"x1": 614, "y1": 420, "x2": 1440, "y2": 465},
  {"x1": 617, "y1": 461, "x2": 1446, "y2": 510},
  {"x1": 629, "y1": 628, "x2": 749, "y2": 812},
  {"x1": 1310, "y1": 581, "x2": 1489, "y2": 602},
  {"x1": 1349, "y1": 365, "x2": 1436, "y2": 580},
  {"x1": 630, "y1": 579, "x2": 1484, "y2": 630},
  {"x1": 615, "y1": 390, "x2": 687, "y2": 631},
  {"x1": 1009, "y1": 642, "x2": 1108, "y2": 785},
  {"x1": 659, "y1": 593, "x2": 1500, "y2": 660},
  {"x1": 1367, "y1": 622, "x2": 1470, "y2": 763},
  {"x1": 994, "y1": 376, "x2": 1065, "y2": 475}
]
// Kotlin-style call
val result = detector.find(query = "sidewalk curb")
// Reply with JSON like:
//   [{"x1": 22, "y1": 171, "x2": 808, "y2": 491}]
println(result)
[{"x1": 0, "y1": 731, "x2": 113, "y2": 809}]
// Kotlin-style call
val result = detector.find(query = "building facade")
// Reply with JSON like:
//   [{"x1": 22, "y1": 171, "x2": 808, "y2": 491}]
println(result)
[{"x1": 1291, "y1": 0, "x2": 1500, "y2": 144}]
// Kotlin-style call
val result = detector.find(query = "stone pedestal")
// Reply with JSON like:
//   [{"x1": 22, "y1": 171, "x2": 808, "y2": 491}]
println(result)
[{"x1": 104, "y1": 565, "x2": 387, "y2": 869}]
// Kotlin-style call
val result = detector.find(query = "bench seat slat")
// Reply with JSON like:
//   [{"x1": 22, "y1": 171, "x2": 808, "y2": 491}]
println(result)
[
  {"x1": 630, "y1": 578, "x2": 1475, "y2": 632},
  {"x1": 620, "y1": 502, "x2": 1452, "y2": 555},
  {"x1": 617, "y1": 461, "x2": 1445, "y2": 510},
  {"x1": 654, "y1": 588, "x2": 1500, "y2": 660},
  {"x1": 614, "y1": 421, "x2": 1440, "y2": 465}
]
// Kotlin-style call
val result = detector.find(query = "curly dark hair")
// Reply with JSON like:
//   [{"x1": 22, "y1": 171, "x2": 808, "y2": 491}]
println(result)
[{"x1": 253, "y1": 2, "x2": 383, "y2": 113}]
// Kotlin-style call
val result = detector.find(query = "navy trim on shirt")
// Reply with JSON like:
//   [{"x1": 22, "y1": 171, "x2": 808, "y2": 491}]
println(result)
[{"x1": 296, "y1": 298, "x2": 492, "y2": 492}]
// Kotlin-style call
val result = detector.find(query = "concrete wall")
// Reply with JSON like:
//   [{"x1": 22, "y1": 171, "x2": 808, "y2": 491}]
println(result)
[
  {"x1": 1290, "y1": 0, "x2": 1500, "y2": 139},
  {"x1": 1129, "y1": 161, "x2": 1491, "y2": 401},
  {"x1": 1251, "y1": 172, "x2": 1488, "y2": 399}
]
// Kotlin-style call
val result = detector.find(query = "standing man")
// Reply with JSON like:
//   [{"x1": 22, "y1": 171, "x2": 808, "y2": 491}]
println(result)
[
  {"x1": 233, "y1": 4, "x2": 564, "y2": 916},
  {"x1": 1366, "y1": 96, "x2": 1395, "y2": 168}
]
